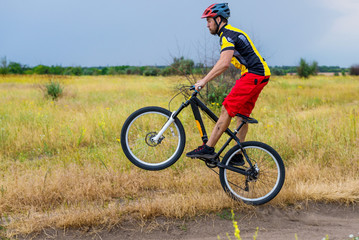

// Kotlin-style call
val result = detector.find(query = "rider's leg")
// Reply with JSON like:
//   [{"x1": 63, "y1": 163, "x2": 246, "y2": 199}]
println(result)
[
  {"x1": 186, "y1": 106, "x2": 231, "y2": 159},
  {"x1": 206, "y1": 106, "x2": 232, "y2": 147},
  {"x1": 230, "y1": 116, "x2": 248, "y2": 166},
  {"x1": 236, "y1": 117, "x2": 248, "y2": 142}
]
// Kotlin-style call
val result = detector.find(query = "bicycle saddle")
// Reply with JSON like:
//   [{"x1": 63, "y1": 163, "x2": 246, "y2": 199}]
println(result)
[{"x1": 235, "y1": 113, "x2": 258, "y2": 124}]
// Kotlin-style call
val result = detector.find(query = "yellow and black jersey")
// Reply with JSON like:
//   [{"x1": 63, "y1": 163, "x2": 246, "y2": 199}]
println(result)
[{"x1": 219, "y1": 24, "x2": 270, "y2": 76}]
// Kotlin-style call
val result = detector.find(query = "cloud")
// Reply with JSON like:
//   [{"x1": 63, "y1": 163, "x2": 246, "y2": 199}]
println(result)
[{"x1": 319, "y1": 0, "x2": 359, "y2": 46}]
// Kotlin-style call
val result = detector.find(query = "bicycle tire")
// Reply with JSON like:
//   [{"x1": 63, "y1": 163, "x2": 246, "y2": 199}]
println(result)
[
  {"x1": 219, "y1": 141, "x2": 285, "y2": 205},
  {"x1": 121, "y1": 106, "x2": 186, "y2": 171}
]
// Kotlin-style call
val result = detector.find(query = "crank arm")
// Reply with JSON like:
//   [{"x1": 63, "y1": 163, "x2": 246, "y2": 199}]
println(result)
[{"x1": 217, "y1": 163, "x2": 251, "y2": 176}]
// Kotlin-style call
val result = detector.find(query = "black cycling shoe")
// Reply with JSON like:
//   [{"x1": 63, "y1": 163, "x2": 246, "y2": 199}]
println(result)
[
  {"x1": 186, "y1": 145, "x2": 216, "y2": 159},
  {"x1": 230, "y1": 153, "x2": 245, "y2": 166}
]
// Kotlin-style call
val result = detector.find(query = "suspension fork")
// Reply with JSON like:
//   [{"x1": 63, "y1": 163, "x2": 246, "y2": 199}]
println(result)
[
  {"x1": 151, "y1": 99, "x2": 189, "y2": 143},
  {"x1": 151, "y1": 111, "x2": 176, "y2": 143}
]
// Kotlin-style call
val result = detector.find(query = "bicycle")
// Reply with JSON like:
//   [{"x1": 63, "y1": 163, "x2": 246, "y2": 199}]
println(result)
[{"x1": 120, "y1": 86, "x2": 285, "y2": 205}]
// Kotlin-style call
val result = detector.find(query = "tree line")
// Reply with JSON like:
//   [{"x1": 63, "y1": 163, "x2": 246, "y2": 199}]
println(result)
[
  {"x1": 0, "y1": 56, "x2": 357, "y2": 77},
  {"x1": 271, "y1": 63, "x2": 350, "y2": 77},
  {"x1": 0, "y1": 56, "x2": 202, "y2": 76}
]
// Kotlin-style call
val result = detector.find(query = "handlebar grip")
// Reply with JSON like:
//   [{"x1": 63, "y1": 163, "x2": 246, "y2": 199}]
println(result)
[{"x1": 190, "y1": 85, "x2": 202, "y2": 91}]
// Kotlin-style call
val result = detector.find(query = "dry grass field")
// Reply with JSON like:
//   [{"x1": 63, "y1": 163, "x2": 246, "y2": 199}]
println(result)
[{"x1": 0, "y1": 74, "x2": 358, "y2": 237}]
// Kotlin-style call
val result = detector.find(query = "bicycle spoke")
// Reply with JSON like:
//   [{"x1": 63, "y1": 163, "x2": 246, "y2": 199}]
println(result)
[
  {"x1": 220, "y1": 142, "x2": 285, "y2": 205},
  {"x1": 124, "y1": 110, "x2": 182, "y2": 165}
]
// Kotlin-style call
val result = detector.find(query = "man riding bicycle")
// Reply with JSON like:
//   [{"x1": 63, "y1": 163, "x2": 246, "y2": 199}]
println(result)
[{"x1": 186, "y1": 3, "x2": 271, "y2": 164}]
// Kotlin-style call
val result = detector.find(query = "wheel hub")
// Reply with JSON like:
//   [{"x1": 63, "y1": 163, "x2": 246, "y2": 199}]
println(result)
[
  {"x1": 145, "y1": 132, "x2": 165, "y2": 147},
  {"x1": 247, "y1": 164, "x2": 260, "y2": 182}
]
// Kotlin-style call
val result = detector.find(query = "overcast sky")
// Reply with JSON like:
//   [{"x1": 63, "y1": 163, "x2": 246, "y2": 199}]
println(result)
[{"x1": 1, "y1": 0, "x2": 359, "y2": 67}]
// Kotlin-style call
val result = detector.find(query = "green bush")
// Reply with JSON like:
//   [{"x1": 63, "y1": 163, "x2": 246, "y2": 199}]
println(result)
[
  {"x1": 271, "y1": 67, "x2": 286, "y2": 76},
  {"x1": 107, "y1": 67, "x2": 119, "y2": 75},
  {"x1": 169, "y1": 57, "x2": 194, "y2": 75},
  {"x1": 8, "y1": 62, "x2": 25, "y2": 74},
  {"x1": 125, "y1": 66, "x2": 145, "y2": 75},
  {"x1": 205, "y1": 72, "x2": 238, "y2": 107},
  {"x1": 297, "y1": 58, "x2": 318, "y2": 78},
  {"x1": 143, "y1": 67, "x2": 160, "y2": 76},
  {"x1": 33, "y1": 65, "x2": 51, "y2": 74},
  {"x1": 49, "y1": 65, "x2": 65, "y2": 75},
  {"x1": 350, "y1": 64, "x2": 359, "y2": 75},
  {"x1": 207, "y1": 81, "x2": 230, "y2": 105},
  {"x1": 83, "y1": 67, "x2": 101, "y2": 75},
  {"x1": 44, "y1": 81, "x2": 64, "y2": 100},
  {"x1": 160, "y1": 66, "x2": 173, "y2": 76},
  {"x1": 0, "y1": 56, "x2": 8, "y2": 75}
]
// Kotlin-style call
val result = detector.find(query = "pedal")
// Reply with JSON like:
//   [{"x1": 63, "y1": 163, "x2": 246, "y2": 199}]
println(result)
[
  {"x1": 204, "y1": 157, "x2": 220, "y2": 168},
  {"x1": 205, "y1": 160, "x2": 217, "y2": 168}
]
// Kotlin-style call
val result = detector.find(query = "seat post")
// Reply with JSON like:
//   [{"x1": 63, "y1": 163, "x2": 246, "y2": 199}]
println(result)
[{"x1": 234, "y1": 120, "x2": 246, "y2": 134}]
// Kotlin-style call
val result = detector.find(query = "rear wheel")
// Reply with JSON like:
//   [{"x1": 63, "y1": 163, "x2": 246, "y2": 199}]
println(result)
[
  {"x1": 219, "y1": 141, "x2": 285, "y2": 205},
  {"x1": 121, "y1": 106, "x2": 186, "y2": 170}
]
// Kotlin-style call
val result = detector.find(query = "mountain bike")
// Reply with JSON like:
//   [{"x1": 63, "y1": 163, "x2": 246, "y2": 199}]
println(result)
[{"x1": 120, "y1": 86, "x2": 285, "y2": 205}]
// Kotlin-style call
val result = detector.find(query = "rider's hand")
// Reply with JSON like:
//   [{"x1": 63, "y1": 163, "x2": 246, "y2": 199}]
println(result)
[{"x1": 195, "y1": 79, "x2": 206, "y2": 91}]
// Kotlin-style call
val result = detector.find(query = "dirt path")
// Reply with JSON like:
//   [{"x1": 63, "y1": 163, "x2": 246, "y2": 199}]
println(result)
[{"x1": 32, "y1": 203, "x2": 359, "y2": 240}]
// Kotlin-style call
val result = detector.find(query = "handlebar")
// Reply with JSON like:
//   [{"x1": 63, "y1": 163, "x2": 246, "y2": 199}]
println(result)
[
  {"x1": 189, "y1": 85, "x2": 201, "y2": 91},
  {"x1": 169, "y1": 85, "x2": 203, "y2": 110},
  {"x1": 189, "y1": 85, "x2": 202, "y2": 97}
]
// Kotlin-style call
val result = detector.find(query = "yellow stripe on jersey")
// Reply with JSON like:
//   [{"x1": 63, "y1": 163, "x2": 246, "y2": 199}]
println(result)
[
  {"x1": 230, "y1": 57, "x2": 248, "y2": 75},
  {"x1": 221, "y1": 35, "x2": 234, "y2": 51},
  {"x1": 220, "y1": 24, "x2": 271, "y2": 76}
]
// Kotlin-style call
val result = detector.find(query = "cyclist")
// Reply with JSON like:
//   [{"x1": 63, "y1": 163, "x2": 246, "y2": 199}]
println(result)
[{"x1": 186, "y1": 3, "x2": 271, "y2": 165}]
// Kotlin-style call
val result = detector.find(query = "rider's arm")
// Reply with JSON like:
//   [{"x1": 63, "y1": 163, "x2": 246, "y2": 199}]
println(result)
[{"x1": 195, "y1": 49, "x2": 234, "y2": 90}]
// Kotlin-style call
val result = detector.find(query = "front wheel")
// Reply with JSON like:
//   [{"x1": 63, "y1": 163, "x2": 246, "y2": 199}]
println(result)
[
  {"x1": 219, "y1": 141, "x2": 285, "y2": 205},
  {"x1": 121, "y1": 106, "x2": 186, "y2": 171}
]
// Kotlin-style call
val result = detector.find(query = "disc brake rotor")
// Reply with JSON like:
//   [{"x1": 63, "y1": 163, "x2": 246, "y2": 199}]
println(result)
[{"x1": 145, "y1": 132, "x2": 164, "y2": 147}]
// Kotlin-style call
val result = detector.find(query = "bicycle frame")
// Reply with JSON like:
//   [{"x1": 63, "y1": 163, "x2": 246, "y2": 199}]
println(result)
[{"x1": 152, "y1": 90, "x2": 255, "y2": 173}]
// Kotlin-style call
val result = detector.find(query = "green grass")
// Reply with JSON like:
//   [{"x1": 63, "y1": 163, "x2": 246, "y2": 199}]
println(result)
[{"x1": 0, "y1": 74, "x2": 358, "y2": 237}]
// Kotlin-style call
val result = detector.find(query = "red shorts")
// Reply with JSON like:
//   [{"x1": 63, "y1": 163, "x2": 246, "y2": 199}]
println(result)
[{"x1": 222, "y1": 73, "x2": 269, "y2": 117}]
